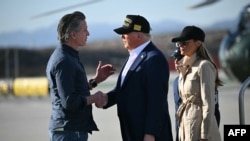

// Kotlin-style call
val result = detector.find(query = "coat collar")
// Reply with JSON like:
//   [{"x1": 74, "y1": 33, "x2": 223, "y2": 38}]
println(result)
[
  {"x1": 179, "y1": 53, "x2": 198, "y2": 77},
  {"x1": 61, "y1": 44, "x2": 79, "y2": 59}
]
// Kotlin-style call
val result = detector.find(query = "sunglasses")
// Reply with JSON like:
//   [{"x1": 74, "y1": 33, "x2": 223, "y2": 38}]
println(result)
[{"x1": 176, "y1": 40, "x2": 191, "y2": 47}]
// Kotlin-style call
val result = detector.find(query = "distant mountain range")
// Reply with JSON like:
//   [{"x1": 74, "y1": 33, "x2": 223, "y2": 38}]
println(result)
[{"x1": 0, "y1": 18, "x2": 237, "y2": 48}]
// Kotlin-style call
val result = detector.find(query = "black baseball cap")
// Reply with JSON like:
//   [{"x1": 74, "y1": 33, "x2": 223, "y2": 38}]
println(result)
[
  {"x1": 114, "y1": 15, "x2": 151, "y2": 34},
  {"x1": 171, "y1": 25, "x2": 205, "y2": 42}
]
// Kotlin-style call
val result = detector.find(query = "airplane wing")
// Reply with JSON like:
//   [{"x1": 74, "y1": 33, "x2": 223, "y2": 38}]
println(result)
[
  {"x1": 188, "y1": 0, "x2": 220, "y2": 9},
  {"x1": 31, "y1": 0, "x2": 103, "y2": 19}
]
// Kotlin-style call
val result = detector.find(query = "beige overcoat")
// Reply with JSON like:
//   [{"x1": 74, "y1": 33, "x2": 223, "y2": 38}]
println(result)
[{"x1": 177, "y1": 54, "x2": 221, "y2": 141}]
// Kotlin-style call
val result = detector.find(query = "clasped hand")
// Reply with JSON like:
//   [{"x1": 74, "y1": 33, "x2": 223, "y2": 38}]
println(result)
[{"x1": 92, "y1": 91, "x2": 107, "y2": 108}]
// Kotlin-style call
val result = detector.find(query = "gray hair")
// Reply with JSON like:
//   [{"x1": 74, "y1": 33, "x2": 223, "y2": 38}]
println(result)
[
  {"x1": 57, "y1": 11, "x2": 86, "y2": 43},
  {"x1": 142, "y1": 33, "x2": 151, "y2": 40}
]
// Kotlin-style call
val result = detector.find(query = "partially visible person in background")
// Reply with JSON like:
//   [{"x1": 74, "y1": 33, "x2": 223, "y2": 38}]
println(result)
[
  {"x1": 171, "y1": 47, "x2": 184, "y2": 141},
  {"x1": 171, "y1": 25, "x2": 223, "y2": 141},
  {"x1": 46, "y1": 11, "x2": 115, "y2": 141}
]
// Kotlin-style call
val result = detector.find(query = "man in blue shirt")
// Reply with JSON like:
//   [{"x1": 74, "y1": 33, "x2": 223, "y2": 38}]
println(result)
[{"x1": 46, "y1": 11, "x2": 115, "y2": 141}]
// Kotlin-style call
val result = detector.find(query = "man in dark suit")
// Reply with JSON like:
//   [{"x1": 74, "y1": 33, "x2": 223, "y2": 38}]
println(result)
[{"x1": 96, "y1": 15, "x2": 173, "y2": 141}]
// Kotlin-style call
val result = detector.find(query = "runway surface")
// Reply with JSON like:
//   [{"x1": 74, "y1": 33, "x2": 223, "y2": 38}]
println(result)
[{"x1": 0, "y1": 71, "x2": 249, "y2": 141}]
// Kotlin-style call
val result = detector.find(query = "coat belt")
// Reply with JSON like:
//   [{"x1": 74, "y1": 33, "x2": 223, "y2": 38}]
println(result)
[{"x1": 176, "y1": 95, "x2": 196, "y2": 125}]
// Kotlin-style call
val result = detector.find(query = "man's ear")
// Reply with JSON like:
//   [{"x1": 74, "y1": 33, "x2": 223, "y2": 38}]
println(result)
[{"x1": 70, "y1": 31, "x2": 77, "y2": 39}]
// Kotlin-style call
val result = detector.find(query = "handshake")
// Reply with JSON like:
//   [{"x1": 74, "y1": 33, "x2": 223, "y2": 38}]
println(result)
[{"x1": 90, "y1": 91, "x2": 107, "y2": 108}]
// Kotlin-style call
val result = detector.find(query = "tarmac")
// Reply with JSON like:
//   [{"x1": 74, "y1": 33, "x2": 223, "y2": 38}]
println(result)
[{"x1": 0, "y1": 71, "x2": 249, "y2": 141}]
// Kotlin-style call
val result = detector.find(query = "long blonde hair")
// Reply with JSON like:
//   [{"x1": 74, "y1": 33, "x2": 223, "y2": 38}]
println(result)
[{"x1": 197, "y1": 43, "x2": 223, "y2": 88}]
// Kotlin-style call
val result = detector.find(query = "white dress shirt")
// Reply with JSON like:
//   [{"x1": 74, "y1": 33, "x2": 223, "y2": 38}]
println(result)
[{"x1": 120, "y1": 40, "x2": 150, "y2": 85}]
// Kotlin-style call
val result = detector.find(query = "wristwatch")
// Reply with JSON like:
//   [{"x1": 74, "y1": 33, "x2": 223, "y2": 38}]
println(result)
[{"x1": 89, "y1": 79, "x2": 98, "y2": 88}]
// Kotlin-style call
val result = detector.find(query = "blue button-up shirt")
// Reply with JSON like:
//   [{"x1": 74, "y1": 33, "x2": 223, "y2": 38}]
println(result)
[{"x1": 46, "y1": 44, "x2": 98, "y2": 132}]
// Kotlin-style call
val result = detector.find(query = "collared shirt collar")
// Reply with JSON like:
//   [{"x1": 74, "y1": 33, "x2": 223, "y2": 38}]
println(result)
[
  {"x1": 62, "y1": 44, "x2": 79, "y2": 59},
  {"x1": 129, "y1": 40, "x2": 150, "y2": 56},
  {"x1": 183, "y1": 53, "x2": 198, "y2": 67},
  {"x1": 179, "y1": 53, "x2": 198, "y2": 76}
]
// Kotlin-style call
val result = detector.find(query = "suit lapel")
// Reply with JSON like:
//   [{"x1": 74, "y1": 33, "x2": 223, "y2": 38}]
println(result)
[
  {"x1": 121, "y1": 47, "x2": 148, "y2": 87},
  {"x1": 130, "y1": 52, "x2": 146, "y2": 70}
]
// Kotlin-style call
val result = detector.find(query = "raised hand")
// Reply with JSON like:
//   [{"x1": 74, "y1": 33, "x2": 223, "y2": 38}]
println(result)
[{"x1": 93, "y1": 61, "x2": 116, "y2": 84}]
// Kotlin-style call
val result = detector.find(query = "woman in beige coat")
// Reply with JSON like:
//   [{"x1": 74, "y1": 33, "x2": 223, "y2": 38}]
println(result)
[{"x1": 171, "y1": 25, "x2": 223, "y2": 141}]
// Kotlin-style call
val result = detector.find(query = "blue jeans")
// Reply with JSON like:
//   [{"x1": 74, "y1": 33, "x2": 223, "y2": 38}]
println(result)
[{"x1": 49, "y1": 130, "x2": 88, "y2": 141}]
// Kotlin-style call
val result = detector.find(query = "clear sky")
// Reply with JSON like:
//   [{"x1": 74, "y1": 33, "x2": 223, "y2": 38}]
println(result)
[{"x1": 1, "y1": 0, "x2": 249, "y2": 33}]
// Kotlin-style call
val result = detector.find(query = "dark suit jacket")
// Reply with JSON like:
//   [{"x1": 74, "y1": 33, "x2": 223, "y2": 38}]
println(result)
[{"x1": 104, "y1": 42, "x2": 173, "y2": 141}]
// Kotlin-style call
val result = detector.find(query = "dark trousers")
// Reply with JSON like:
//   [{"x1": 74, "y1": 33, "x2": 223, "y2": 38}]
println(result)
[{"x1": 49, "y1": 130, "x2": 88, "y2": 141}]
